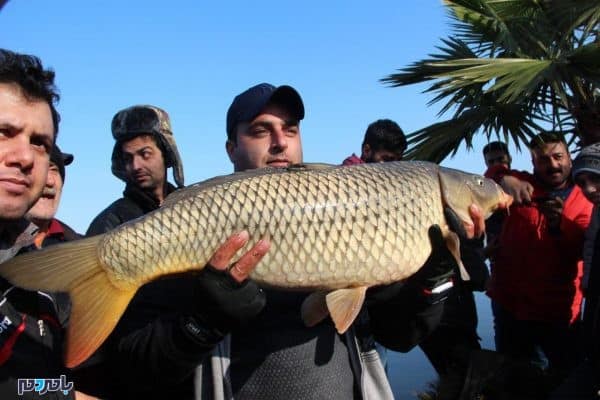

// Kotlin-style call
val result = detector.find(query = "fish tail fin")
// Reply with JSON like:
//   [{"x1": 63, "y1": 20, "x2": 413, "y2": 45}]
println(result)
[{"x1": 0, "y1": 236, "x2": 137, "y2": 368}]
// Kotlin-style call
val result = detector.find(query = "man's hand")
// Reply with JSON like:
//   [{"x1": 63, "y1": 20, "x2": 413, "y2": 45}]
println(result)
[
  {"x1": 444, "y1": 204, "x2": 485, "y2": 239},
  {"x1": 191, "y1": 231, "x2": 269, "y2": 335},
  {"x1": 500, "y1": 175, "x2": 534, "y2": 205},
  {"x1": 537, "y1": 197, "x2": 563, "y2": 234}
]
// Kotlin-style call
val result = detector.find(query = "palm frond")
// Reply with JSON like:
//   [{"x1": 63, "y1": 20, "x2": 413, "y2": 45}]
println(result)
[
  {"x1": 428, "y1": 58, "x2": 552, "y2": 102},
  {"x1": 381, "y1": 38, "x2": 476, "y2": 87},
  {"x1": 384, "y1": 0, "x2": 600, "y2": 160}
]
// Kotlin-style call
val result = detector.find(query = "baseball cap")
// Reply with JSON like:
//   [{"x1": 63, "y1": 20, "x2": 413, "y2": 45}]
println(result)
[
  {"x1": 50, "y1": 144, "x2": 73, "y2": 182},
  {"x1": 226, "y1": 83, "x2": 305, "y2": 140}
]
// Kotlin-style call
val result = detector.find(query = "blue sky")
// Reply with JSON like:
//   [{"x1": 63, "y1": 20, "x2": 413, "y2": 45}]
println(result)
[{"x1": 0, "y1": 0, "x2": 532, "y2": 233}]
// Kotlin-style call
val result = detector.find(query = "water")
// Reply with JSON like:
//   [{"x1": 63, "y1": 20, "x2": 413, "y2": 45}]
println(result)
[{"x1": 387, "y1": 293, "x2": 495, "y2": 399}]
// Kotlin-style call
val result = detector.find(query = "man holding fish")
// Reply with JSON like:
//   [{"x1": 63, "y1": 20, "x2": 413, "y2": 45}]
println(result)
[{"x1": 75, "y1": 83, "x2": 494, "y2": 399}]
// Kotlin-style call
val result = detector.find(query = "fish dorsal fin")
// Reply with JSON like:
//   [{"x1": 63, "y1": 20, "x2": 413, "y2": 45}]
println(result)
[
  {"x1": 287, "y1": 162, "x2": 337, "y2": 171},
  {"x1": 326, "y1": 286, "x2": 367, "y2": 334},
  {"x1": 301, "y1": 291, "x2": 330, "y2": 327},
  {"x1": 163, "y1": 163, "x2": 338, "y2": 207}
]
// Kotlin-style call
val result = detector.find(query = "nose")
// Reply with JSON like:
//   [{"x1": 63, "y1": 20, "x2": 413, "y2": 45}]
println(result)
[
  {"x1": 584, "y1": 181, "x2": 597, "y2": 195},
  {"x1": 5, "y1": 137, "x2": 35, "y2": 171},
  {"x1": 549, "y1": 158, "x2": 561, "y2": 170},
  {"x1": 131, "y1": 155, "x2": 144, "y2": 171},
  {"x1": 270, "y1": 129, "x2": 288, "y2": 153},
  {"x1": 46, "y1": 172, "x2": 56, "y2": 188}
]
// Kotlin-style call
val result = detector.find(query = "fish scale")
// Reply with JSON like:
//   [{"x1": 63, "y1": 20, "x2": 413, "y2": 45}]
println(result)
[{"x1": 98, "y1": 161, "x2": 446, "y2": 290}]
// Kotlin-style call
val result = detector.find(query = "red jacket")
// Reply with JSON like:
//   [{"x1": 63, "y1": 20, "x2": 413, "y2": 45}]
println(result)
[{"x1": 486, "y1": 165, "x2": 592, "y2": 323}]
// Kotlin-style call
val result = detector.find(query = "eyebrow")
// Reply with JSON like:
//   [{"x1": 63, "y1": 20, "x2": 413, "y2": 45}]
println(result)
[
  {"x1": 123, "y1": 146, "x2": 153, "y2": 156},
  {"x1": 0, "y1": 119, "x2": 24, "y2": 133}
]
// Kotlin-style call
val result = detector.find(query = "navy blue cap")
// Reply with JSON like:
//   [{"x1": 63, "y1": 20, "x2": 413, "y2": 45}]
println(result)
[
  {"x1": 226, "y1": 83, "x2": 305, "y2": 140},
  {"x1": 50, "y1": 144, "x2": 74, "y2": 182}
]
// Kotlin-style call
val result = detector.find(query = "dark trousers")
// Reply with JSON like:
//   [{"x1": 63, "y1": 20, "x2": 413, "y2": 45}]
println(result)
[
  {"x1": 549, "y1": 359, "x2": 599, "y2": 399},
  {"x1": 491, "y1": 301, "x2": 582, "y2": 377}
]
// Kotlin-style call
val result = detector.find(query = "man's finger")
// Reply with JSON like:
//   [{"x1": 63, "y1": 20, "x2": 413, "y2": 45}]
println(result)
[
  {"x1": 209, "y1": 231, "x2": 250, "y2": 270},
  {"x1": 229, "y1": 239, "x2": 271, "y2": 283},
  {"x1": 469, "y1": 204, "x2": 485, "y2": 238}
]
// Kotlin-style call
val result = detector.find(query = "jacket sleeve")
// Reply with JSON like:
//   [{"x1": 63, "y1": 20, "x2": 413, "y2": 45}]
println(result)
[{"x1": 73, "y1": 277, "x2": 223, "y2": 397}]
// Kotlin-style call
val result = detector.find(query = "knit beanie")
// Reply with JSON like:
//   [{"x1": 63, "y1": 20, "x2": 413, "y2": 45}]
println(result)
[{"x1": 573, "y1": 143, "x2": 600, "y2": 178}]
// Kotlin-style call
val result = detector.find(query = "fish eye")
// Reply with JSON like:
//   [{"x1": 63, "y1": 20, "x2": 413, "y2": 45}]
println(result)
[{"x1": 475, "y1": 177, "x2": 484, "y2": 186}]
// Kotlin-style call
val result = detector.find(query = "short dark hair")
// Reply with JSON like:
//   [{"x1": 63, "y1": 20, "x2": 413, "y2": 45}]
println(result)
[
  {"x1": 529, "y1": 131, "x2": 567, "y2": 151},
  {"x1": 0, "y1": 49, "x2": 60, "y2": 136},
  {"x1": 482, "y1": 141, "x2": 509, "y2": 156},
  {"x1": 362, "y1": 119, "x2": 406, "y2": 154}
]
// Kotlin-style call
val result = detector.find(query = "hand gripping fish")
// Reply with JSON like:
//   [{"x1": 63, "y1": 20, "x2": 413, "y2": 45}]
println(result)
[{"x1": 0, "y1": 161, "x2": 511, "y2": 367}]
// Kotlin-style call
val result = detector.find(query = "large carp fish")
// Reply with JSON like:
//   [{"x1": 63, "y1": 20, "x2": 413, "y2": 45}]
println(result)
[{"x1": 0, "y1": 161, "x2": 510, "y2": 367}]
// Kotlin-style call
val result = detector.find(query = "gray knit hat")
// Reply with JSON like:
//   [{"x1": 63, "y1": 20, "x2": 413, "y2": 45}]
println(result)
[
  {"x1": 573, "y1": 143, "x2": 600, "y2": 178},
  {"x1": 110, "y1": 105, "x2": 184, "y2": 188}
]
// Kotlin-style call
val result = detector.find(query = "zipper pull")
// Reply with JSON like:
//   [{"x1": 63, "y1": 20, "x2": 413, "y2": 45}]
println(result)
[{"x1": 38, "y1": 319, "x2": 45, "y2": 337}]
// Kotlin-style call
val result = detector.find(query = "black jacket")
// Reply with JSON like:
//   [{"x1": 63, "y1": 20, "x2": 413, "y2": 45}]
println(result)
[
  {"x1": 86, "y1": 183, "x2": 176, "y2": 236},
  {"x1": 583, "y1": 232, "x2": 600, "y2": 365},
  {"x1": 0, "y1": 222, "x2": 74, "y2": 399}
]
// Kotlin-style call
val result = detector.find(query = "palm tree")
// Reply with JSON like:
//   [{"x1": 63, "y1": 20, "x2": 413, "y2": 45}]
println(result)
[{"x1": 382, "y1": 0, "x2": 600, "y2": 162}]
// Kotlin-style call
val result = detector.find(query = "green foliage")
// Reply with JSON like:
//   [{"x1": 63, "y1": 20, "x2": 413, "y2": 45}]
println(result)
[{"x1": 383, "y1": 0, "x2": 600, "y2": 161}]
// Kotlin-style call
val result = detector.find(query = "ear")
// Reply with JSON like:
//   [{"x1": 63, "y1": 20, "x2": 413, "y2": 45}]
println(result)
[
  {"x1": 225, "y1": 140, "x2": 236, "y2": 163},
  {"x1": 361, "y1": 143, "x2": 371, "y2": 160}
]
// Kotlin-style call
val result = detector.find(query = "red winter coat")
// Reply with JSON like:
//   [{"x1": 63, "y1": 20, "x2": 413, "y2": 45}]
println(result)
[{"x1": 485, "y1": 165, "x2": 592, "y2": 323}]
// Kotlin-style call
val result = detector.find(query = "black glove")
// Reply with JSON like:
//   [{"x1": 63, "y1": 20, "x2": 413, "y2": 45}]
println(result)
[
  {"x1": 408, "y1": 224, "x2": 457, "y2": 304},
  {"x1": 367, "y1": 224, "x2": 457, "y2": 306},
  {"x1": 184, "y1": 264, "x2": 266, "y2": 339}
]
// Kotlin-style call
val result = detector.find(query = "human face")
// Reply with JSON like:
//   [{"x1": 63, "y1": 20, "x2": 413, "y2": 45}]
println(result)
[
  {"x1": 574, "y1": 171, "x2": 600, "y2": 206},
  {"x1": 26, "y1": 162, "x2": 63, "y2": 225},
  {"x1": 362, "y1": 145, "x2": 403, "y2": 163},
  {"x1": 121, "y1": 135, "x2": 166, "y2": 198},
  {"x1": 226, "y1": 104, "x2": 303, "y2": 171},
  {"x1": 0, "y1": 83, "x2": 54, "y2": 222},
  {"x1": 484, "y1": 149, "x2": 511, "y2": 169},
  {"x1": 531, "y1": 141, "x2": 572, "y2": 189}
]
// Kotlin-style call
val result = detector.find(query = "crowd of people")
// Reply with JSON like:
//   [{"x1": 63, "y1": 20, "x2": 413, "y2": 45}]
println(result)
[{"x1": 0, "y1": 47, "x2": 598, "y2": 400}]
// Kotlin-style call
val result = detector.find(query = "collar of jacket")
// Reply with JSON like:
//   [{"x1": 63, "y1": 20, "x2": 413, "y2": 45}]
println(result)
[
  {"x1": 0, "y1": 220, "x2": 37, "y2": 263},
  {"x1": 123, "y1": 182, "x2": 178, "y2": 213}
]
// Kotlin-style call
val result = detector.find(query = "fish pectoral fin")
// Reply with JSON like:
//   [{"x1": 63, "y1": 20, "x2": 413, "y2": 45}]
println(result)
[
  {"x1": 325, "y1": 286, "x2": 367, "y2": 334},
  {"x1": 444, "y1": 230, "x2": 471, "y2": 281},
  {"x1": 301, "y1": 291, "x2": 329, "y2": 327}
]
